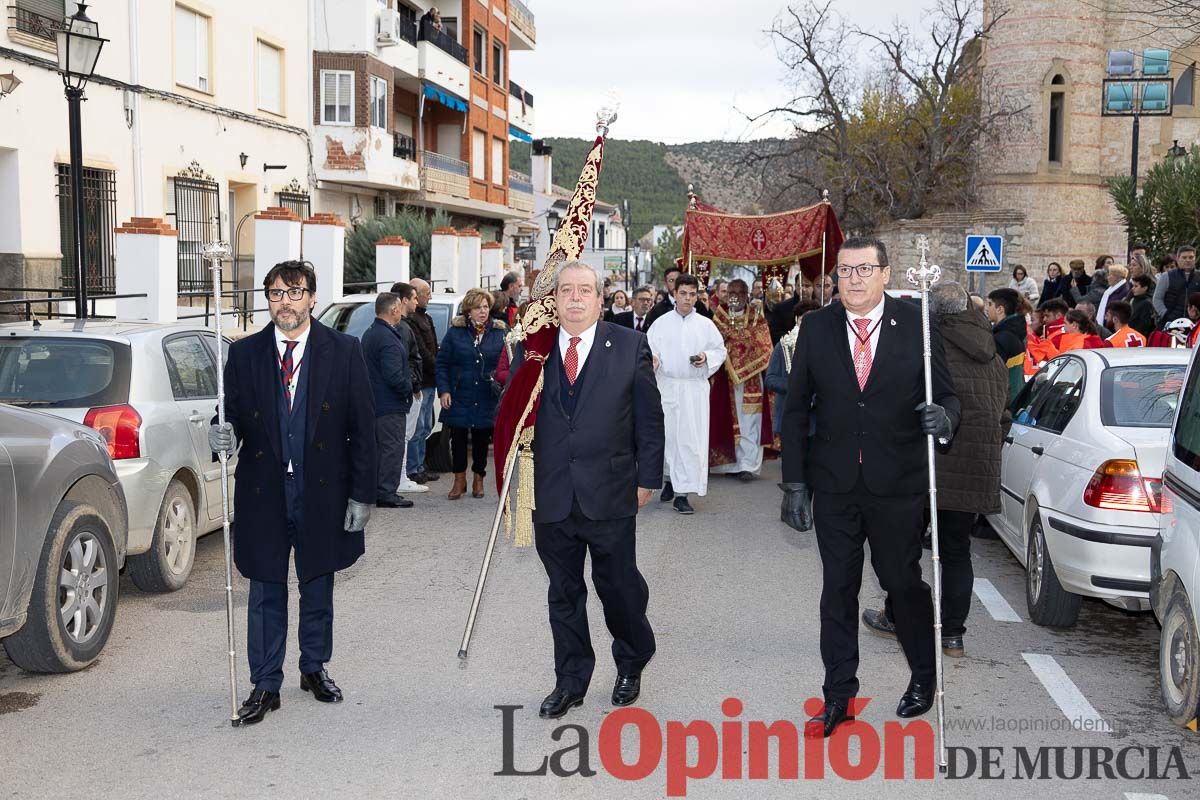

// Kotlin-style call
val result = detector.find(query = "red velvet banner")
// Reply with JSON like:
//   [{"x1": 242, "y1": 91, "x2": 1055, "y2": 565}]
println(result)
[{"x1": 683, "y1": 202, "x2": 844, "y2": 281}]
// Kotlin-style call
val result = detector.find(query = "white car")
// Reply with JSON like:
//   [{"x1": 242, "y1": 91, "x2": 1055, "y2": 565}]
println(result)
[
  {"x1": 1154, "y1": 344, "x2": 1200, "y2": 726},
  {"x1": 0, "y1": 320, "x2": 236, "y2": 593},
  {"x1": 989, "y1": 348, "x2": 1189, "y2": 627}
]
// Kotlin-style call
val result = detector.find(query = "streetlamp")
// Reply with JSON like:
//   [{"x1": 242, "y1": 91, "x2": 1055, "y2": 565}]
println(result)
[
  {"x1": 633, "y1": 241, "x2": 642, "y2": 286},
  {"x1": 546, "y1": 208, "x2": 562, "y2": 237},
  {"x1": 0, "y1": 72, "x2": 20, "y2": 100},
  {"x1": 622, "y1": 199, "x2": 631, "y2": 291},
  {"x1": 56, "y1": 2, "x2": 107, "y2": 318}
]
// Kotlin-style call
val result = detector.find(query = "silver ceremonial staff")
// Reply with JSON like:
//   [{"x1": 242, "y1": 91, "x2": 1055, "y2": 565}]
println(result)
[
  {"x1": 906, "y1": 235, "x2": 948, "y2": 772},
  {"x1": 202, "y1": 239, "x2": 240, "y2": 726},
  {"x1": 457, "y1": 450, "x2": 520, "y2": 660}
]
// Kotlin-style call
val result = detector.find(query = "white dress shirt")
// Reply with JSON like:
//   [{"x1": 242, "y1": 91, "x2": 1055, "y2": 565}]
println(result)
[
  {"x1": 845, "y1": 297, "x2": 886, "y2": 359},
  {"x1": 558, "y1": 321, "x2": 598, "y2": 374}
]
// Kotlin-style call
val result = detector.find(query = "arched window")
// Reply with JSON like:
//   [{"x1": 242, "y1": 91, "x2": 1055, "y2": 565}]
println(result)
[{"x1": 1049, "y1": 74, "x2": 1066, "y2": 164}]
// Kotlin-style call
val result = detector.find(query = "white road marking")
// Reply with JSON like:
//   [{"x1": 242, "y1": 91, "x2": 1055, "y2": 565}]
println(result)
[
  {"x1": 973, "y1": 578, "x2": 1022, "y2": 622},
  {"x1": 1124, "y1": 794, "x2": 1169, "y2": 800},
  {"x1": 1022, "y1": 653, "x2": 1112, "y2": 733}
]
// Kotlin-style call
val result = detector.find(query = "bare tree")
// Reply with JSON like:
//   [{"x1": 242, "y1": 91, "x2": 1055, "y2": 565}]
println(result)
[
  {"x1": 1103, "y1": 2, "x2": 1200, "y2": 43},
  {"x1": 743, "y1": 0, "x2": 1026, "y2": 232}
]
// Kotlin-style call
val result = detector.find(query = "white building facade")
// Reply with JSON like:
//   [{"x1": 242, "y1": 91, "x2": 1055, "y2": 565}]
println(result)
[{"x1": 1, "y1": 0, "x2": 313, "y2": 299}]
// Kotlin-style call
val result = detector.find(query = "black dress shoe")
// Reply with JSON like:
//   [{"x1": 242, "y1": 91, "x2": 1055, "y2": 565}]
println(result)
[
  {"x1": 300, "y1": 669, "x2": 343, "y2": 703},
  {"x1": 236, "y1": 687, "x2": 280, "y2": 726},
  {"x1": 422, "y1": 471, "x2": 441, "y2": 482},
  {"x1": 673, "y1": 495, "x2": 694, "y2": 514},
  {"x1": 660, "y1": 481, "x2": 674, "y2": 502},
  {"x1": 805, "y1": 700, "x2": 852, "y2": 738},
  {"x1": 896, "y1": 681, "x2": 934, "y2": 718},
  {"x1": 861, "y1": 608, "x2": 897, "y2": 639},
  {"x1": 539, "y1": 687, "x2": 585, "y2": 719},
  {"x1": 942, "y1": 635, "x2": 965, "y2": 658},
  {"x1": 376, "y1": 495, "x2": 414, "y2": 509},
  {"x1": 611, "y1": 674, "x2": 641, "y2": 706},
  {"x1": 408, "y1": 472, "x2": 427, "y2": 485},
  {"x1": 736, "y1": 471, "x2": 757, "y2": 483}
]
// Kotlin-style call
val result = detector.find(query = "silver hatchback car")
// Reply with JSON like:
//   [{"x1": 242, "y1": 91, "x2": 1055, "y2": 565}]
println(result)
[
  {"x1": 0, "y1": 403, "x2": 128, "y2": 672},
  {"x1": 0, "y1": 320, "x2": 236, "y2": 592}
]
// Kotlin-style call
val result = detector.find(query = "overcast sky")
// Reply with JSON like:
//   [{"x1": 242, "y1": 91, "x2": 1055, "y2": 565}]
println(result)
[{"x1": 515, "y1": 0, "x2": 929, "y2": 143}]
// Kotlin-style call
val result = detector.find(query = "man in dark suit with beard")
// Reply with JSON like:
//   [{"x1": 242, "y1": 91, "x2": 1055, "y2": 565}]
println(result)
[
  {"x1": 779, "y1": 237, "x2": 960, "y2": 738},
  {"x1": 611, "y1": 285, "x2": 655, "y2": 333},
  {"x1": 209, "y1": 260, "x2": 377, "y2": 726},
  {"x1": 531, "y1": 260, "x2": 665, "y2": 719}
]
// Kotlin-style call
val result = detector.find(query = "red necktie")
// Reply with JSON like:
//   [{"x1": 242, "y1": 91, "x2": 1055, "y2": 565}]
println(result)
[
  {"x1": 280, "y1": 340, "x2": 298, "y2": 409},
  {"x1": 564, "y1": 336, "x2": 581, "y2": 385},
  {"x1": 852, "y1": 318, "x2": 873, "y2": 390}
]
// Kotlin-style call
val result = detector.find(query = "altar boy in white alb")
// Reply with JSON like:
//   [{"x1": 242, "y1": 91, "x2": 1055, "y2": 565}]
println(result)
[{"x1": 647, "y1": 273, "x2": 727, "y2": 515}]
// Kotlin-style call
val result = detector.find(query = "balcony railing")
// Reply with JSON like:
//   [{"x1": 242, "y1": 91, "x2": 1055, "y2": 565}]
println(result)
[
  {"x1": 508, "y1": 80, "x2": 534, "y2": 107},
  {"x1": 424, "y1": 151, "x2": 469, "y2": 177},
  {"x1": 510, "y1": 0, "x2": 536, "y2": 44},
  {"x1": 10, "y1": 5, "x2": 63, "y2": 42},
  {"x1": 509, "y1": 172, "x2": 533, "y2": 195},
  {"x1": 418, "y1": 19, "x2": 468, "y2": 65},
  {"x1": 393, "y1": 133, "x2": 416, "y2": 161}
]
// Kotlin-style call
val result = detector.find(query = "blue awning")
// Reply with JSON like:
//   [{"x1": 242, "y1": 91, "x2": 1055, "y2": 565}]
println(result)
[
  {"x1": 508, "y1": 125, "x2": 533, "y2": 143},
  {"x1": 423, "y1": 84, "x2": 467, "y2": 113}
]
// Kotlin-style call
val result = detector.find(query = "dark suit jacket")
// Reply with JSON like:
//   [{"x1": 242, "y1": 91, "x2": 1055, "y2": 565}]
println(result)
[
  {"x1": 222, "y1": 320, "x2": 378, "y2": 582},
  {"x1": 531, "y1": 321, "x2": 665, "y2": 524},
  {"x1": 610, "y1": 310, "x2": 651, "y2": 332},
  {"x1": 781, "y1": 296, "x2": 960, "y2": 496}
]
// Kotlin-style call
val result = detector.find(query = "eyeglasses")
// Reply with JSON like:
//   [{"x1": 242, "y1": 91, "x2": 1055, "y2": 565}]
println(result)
[
  {"x1": 266, "y1": 287, "x2": 311, "y2": 301},
  {"x1": 835, "y1": 264, "x2": 885, "y2": 279}
]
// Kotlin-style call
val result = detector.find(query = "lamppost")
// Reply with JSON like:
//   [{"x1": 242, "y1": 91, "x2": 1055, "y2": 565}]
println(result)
[
  {"x1": 622, "y1": 199, "x2": 631, "y2": 291},
  {"x1": 633, "y1": 241, "x2": 642, "y2": 287},
  {"x1": 0, "y1": 72, "x2": 21, "y2": 100},
  {"x1": 56, "y1": 3, "x2": 107, "y2": 318}
]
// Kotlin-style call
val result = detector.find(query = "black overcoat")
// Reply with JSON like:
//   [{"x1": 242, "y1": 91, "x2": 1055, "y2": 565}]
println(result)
[{"x1": 222, "y1": 320, "x2": 377, "y2": 582}]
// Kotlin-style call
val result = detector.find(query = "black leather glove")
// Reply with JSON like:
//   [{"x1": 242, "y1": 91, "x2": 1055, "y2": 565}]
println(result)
[
  {"x1": 916, "y1": 401, "x2": 952, "y2": 443},
  {"x1": 779, "y1": 482, "x2": 814, "y2": 532}
]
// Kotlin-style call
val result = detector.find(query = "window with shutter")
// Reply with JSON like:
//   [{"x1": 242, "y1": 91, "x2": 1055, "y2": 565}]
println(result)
[
  {"x1": 370, "y1": 76, "x2": 388, "y2": 129},
  {"x1": 175, "y1": 6, "x2": 211, "y2": 92},
  {"x1": 320, "y1": 70, "x2": 354, "y2": 125},
  {"x1": 472, "y1": 130, "x2": 486, "y2": 180},
  {"x1": 257, "y1": 41, "x2": 283, "y2": 115},
  {"x1": 491, "y1": 138, "x2": 504, "y2": 186}
]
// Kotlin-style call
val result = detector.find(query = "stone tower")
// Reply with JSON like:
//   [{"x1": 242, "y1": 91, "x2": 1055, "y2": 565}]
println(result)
[{"x1": 977, "y1": 0, "x2": 1200, "y2": 271}]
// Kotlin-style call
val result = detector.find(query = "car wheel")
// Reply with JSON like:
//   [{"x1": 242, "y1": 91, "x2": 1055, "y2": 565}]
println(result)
[
  {"x1": 128, "y1": 479, "x2": 196, "y2": 593},
  {"x1": 1025, "y1": 514, "x2": 1081, "y2": 627},
  {"x1": 2, "y1": 501, "x2": 119, "y2": 673},
  {"x1": 1160, "y1": 584, "x2": 1200, "y2": 727}
]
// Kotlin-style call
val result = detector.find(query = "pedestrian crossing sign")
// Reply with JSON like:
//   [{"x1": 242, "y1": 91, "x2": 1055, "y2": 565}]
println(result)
[{"x1": 965, "y1": 235, "x2": 1004, "y2": 272}]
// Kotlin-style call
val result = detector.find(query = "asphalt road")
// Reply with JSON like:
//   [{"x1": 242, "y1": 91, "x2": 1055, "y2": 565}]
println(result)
[{"x1": 0, "y1": 460, "x2": 1193, "y2": 799}]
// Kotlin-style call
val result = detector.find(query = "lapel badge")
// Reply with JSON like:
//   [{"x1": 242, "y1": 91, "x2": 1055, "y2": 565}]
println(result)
[
  {"x1": 605, "y1": 340, "x2": 612, "y2": 348},
  {"x1": 890, "y1": 318, "x2": 897, "y2": 327}
]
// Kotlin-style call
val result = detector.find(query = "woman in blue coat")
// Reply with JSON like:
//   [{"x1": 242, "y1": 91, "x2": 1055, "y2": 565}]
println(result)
[{"x1": 436, "y1": 287, "x2": 508, "y2": 499}]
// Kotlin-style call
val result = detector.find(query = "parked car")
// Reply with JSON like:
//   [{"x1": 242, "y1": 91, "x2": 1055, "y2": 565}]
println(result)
[
  {"x1": 0, "y1": 320, "x2": 236, "y2": 593},
  {"x1": 318, "y1": 291, "x2": 467, "y2": 474},
  {"x1": 988, "y1": 348, "x2": 1189, "y2": 627},
  {"x1": 1154, "y1": 343, "x2": 1200, "y2": 726},
  {"x1": 0, "y1": 404, "x2": 128, "y2": 672}
]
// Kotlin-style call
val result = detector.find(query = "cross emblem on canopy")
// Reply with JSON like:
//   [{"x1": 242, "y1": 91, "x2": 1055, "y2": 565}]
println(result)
[{"x1": 751, "y1": 228, "x2": 766, "y2": 252}]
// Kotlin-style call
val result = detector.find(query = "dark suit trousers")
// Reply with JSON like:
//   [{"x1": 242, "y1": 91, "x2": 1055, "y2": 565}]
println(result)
[
  {"x1": 813, "y1": 476, "x2": 934, "y2": 703},
  {"x1": 246, "y1": 474, "x2": 335, "y2": 692},
  {"x1": 534, "y1": 499, "x2": 656, "y2": 695},
  {"x1": 883, "y1": 509, "x2": 975, "y2": 637}
]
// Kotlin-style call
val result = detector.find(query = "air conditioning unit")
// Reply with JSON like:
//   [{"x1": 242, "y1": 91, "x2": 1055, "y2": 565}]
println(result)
[{"x1": 377, "y1": 8, "x2": 399, "y2": 46}]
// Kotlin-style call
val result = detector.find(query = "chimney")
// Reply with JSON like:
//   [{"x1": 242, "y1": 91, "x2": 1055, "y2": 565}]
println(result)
[{"x1": 531, "y1": 139, "x2": 553, "y2": 195}]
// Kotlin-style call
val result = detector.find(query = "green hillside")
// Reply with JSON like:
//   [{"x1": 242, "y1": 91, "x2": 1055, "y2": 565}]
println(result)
[
  {"x1": 510, "y1": 138, "x2": 694, "y2": 241},
  {"x1": 510, "y1": 137, "x2": 797, "y2": 242}
]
